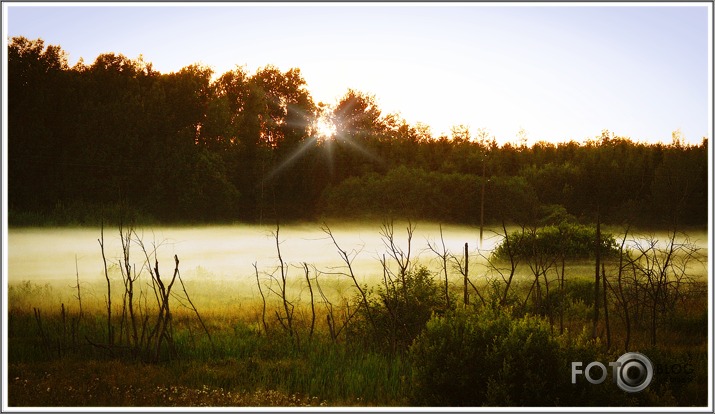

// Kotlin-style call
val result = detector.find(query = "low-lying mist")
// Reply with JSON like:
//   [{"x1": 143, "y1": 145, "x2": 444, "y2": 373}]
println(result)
[{"x1": 7, "y1": 222, "x2": 708, "y2": 311}]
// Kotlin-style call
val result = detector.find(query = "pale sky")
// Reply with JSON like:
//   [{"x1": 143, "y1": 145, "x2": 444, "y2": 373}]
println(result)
[{"x1": 3, "y1": 2, "x2": 712, "y2": 145}]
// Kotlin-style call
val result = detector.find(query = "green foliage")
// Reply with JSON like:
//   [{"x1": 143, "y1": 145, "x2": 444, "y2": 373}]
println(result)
[
  {"x1": 7, "y1": 306, "x2": 411, "y2": 406},
  {"x1": 348, "y1": 266, "x2": 448, "y2": 352},
  {"x1": 321, "y1": 166, "x2": 465, "y2": 221},
  {"x1": 7, "y1": 251, "x2": 709, "y2": 407},
  {"x1": 408, "y1": 309, "x2": 636, "y2": 406},
  {"x1": 8, "y1": 201, "x2": 155, "y2": 227},
  {"x1": 320, "y1": 166, "x2": 540, "y2": 224},
  {"x1": 409, "y1": 309, "x2": 565, "y2": 406},
  {"x1": 492, "y1": 223, "x2": 619, "y2": 261},
  {"x1": 7, "y1": 37, "x2": 709, "y2": 226}
]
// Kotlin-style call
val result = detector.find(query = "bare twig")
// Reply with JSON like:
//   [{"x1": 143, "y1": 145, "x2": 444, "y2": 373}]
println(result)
[
  {"x1": 322, "y1": 223, "x2": 376, "y2": 331},
  {"x1": 253, "y1": 262, "x2": 268, "y2": 334},
  {"x1": 427, "y1": 224, "x2": 451, "y2": 308},
  {"x1": 98, "y1": 222, "x2": 113, "y2": 346}
]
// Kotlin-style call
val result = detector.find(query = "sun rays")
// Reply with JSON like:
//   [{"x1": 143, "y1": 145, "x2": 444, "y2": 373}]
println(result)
[{"x1": 260, "y1": 100, "x2": 384, "y2": 185}]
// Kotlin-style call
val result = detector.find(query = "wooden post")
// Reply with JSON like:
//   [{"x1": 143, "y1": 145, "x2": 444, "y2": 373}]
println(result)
[
  {"x1": 592, "y1": 212, "x2": 601, "y2": 340},
  {"x1": 464, "y1": 243, "x2": 470, "y2": 306}
]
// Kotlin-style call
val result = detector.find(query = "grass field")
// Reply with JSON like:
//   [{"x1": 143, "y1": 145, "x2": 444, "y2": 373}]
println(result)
[{"x1": 5, "y1": 223, "x2": 710, "y2": 407}]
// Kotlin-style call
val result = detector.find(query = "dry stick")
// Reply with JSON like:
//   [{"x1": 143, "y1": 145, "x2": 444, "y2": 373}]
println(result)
[
  {"x1": 380, "y1": 220, "x2": 413, "y2": 300},
  {"x1": 118, "y1": 259, "x2": 128, "y2": 346},
  {"x1": 529, "y1": 232, "x2": 557, "y2": 326},
  {"x1": 499, "y1": 222, "x2": 520, "y2": 306},
  {"x1": 164, "y1": 256, "x2": 180, "y2": 357},
  {"x1": 145, "y1": 253, "x2": 171, "y2": 361},
  {"x1": 118, "y1": 226, "x2": 129, "y2": 345},
  {"x1": 120, "y1": 226, "x2": 139, "y2": 350},
  {"x1": 380, "y1": 219, "x2": 415, "y2": 335},
  {"x1": 314, "y1": 273, "x2": 337, "y2": 341},
  {"x1": 314, "y1": 271, "x2": 357, "y2": 342},
  {"x1": 153, "y1": 255, "x2": 179, "y2": 362},
  {"x1": 304, "y1": 263, "x2": 316, "y2": 340},
  {"x1": 265, "y1": 282, "x2": 291, "y2": 333},
  {"x1": 134, "y1": 236, "x2": 162, "y2": 356},
  {"x1": 137, "y1": 238, "x2": 162, "y2": 310},
  {"x1": 135, "y1": 237, "x2": 164, "y2": 357},
  {"x1": 323, "y1": 224, "x2": 377, "y2": 332},
  {"x1": 176, "y1": 267, "x2": 214, "y2": 351},
  {"x1": 602, "y1": 262, "x2": 611, "y2": 349},
  {"x1": 649, "y1": 229, "x2": 678, "y2": 347},
  {"x1": 98, "y1": 222, "x2": 113, "y2": 346},
  {"x1": 129, "y1": 265, "x2": 140, "y2": 352},
  {"x1": 440, "y1": 224, "x2": 450, "y2": 308},
  {"x1": 148, "y1": 258, "x2": 166, "y2": 360},
  {"x1": 137, "y1": 243, "x2": 161, "y2": 356},
  {"x1": 628, "y1": 239, "x2": 651, "y2": 332},
  {"x1": 273, "y1": 225, "x2": 295, "y2": 340},
  {"x1": 427, "y1": 224, "x2": 451, "y2": 309},
  {"x1": 616, "y1": 226, "x2": 632, "y2": 351},
  {"x1": 275, "y1": 227, "x2": 288, "y2": 330},
  {"x1": 253, "y1": 262, "x2": 268, "y2": 334},
  {"x1": 74, "y1": 255, "x2": 83, "y2": 319}
]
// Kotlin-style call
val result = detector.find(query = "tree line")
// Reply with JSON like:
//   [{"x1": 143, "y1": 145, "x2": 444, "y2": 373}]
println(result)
[{"x1": 8, "y1": 37, "x2": 708, "y2": 227}]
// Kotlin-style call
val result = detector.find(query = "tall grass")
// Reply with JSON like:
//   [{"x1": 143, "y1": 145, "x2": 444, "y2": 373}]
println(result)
[
  {"x1": 8, "y1": 298, "x2": 410, "y2": 406},
  {"x1": 6, "y1": 222, "x2": 710, "y2": 407}
]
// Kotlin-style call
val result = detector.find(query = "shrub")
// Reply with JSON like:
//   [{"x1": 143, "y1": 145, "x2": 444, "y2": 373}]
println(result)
[
  {"x1": 319, "y1": 166, "x2": 539, "y2": 224},
  {"x1": 409, "y1": 309, "x2": 630, "y2": 406},
  {"x1": 492, "y1": 223, "x2": 619, "y2": 262},
  {"x1": 349, "y1": 266, "x2": 448, "y2": 353},
  {"x1": 409, "y1": 308, "x2": 512, "y2": 406}
]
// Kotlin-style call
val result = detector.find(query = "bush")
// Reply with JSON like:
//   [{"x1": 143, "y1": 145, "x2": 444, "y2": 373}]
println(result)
[
  {"x1": 319, "y1": 166, "x2": 540, "y2": 224},
  {"x1": 409, "y1": 309, "x2": 562, "y2": 406},
  {"x1": 349, "y1": 266, "x2": 448, "y2": 352},
  {"x1": 492, "y1": 223, "x2": 619, "y2": 262},
  {"x1": 409, "y1": 309, "x2": 631, "y2": 406}
]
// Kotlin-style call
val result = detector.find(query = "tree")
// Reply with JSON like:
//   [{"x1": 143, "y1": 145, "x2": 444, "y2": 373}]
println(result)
[
  {"x1": 249, "y1": 66, "x2": 318, "y2": 220},
  {"x1": 7, "y1": 37, "x2": 70, "y2": 212},
  {"x1": 332, "y1": 89, "x2": 384, "y2": 141}
]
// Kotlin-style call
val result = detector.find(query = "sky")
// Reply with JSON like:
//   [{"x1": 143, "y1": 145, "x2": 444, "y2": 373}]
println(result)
[{"x1": 3, "y1": 2, "x2": 712, "y2": 145}]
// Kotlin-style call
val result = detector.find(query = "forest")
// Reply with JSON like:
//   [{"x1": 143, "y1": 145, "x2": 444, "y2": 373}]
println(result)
[{"x1": 7, "y1": 36, "x2": 709, "y2": 228}]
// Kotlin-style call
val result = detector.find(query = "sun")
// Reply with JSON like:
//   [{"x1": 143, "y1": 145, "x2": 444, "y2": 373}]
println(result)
[{"x1": 315, "y1": 116, "x2": 336, "y2": 140}]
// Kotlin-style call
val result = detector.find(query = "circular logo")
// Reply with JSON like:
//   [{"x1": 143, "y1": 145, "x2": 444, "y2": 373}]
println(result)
[{"x1": 615, "y1": 352, "x2": 653, "y2": 392}]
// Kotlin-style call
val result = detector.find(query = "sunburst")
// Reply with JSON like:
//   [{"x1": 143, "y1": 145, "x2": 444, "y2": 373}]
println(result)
[
  {"x1": 261, "y1": 103, "x2": 383, "y2": 184},
  {"x1": 316, "y1": 116, "x2": 336, "y2": 140}
]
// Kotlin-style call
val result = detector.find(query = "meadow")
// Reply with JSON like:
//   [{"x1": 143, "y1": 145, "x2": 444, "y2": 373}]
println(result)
[{"x1": 5, "y1": 221, "x2": 710, "y2": 407}]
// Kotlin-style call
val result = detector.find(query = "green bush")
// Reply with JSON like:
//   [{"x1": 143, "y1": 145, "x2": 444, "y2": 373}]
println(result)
[
  {"x1": 492, "y1": 223, "x2": 619, "y2": 262},
  {"x1": 349, "y1": 266, "x2": 448, "y2": 352},
  {"x1": 409, "y1": 309, "x2": 633, "y2": 406},
  {"x1": 319, "y1": 166, "x2": 539, "y2": 224},
  {"x1": 409, "y1": 309, "x2": 562, "y2": 406}
]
